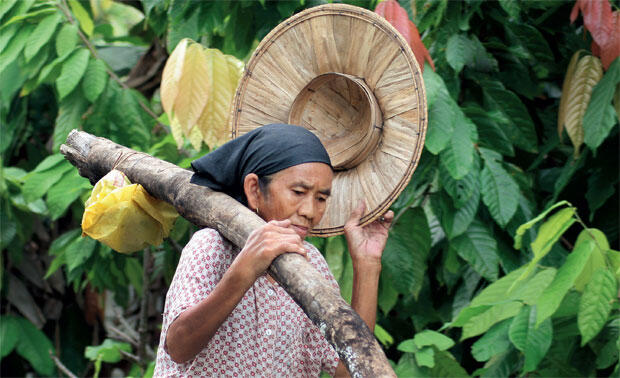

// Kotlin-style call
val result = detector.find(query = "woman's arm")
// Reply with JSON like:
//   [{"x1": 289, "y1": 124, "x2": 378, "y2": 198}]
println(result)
[
  {"x1": 334, "y1": 201, "x2": 393, "y2": 377},
  {"x1": 166, "y1": 220, "x2": 307, "y2": 363}
]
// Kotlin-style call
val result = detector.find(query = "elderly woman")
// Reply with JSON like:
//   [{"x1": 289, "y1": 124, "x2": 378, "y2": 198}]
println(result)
[{"x1": 154, "y1": 124, "x2": 393, "y2": 377}]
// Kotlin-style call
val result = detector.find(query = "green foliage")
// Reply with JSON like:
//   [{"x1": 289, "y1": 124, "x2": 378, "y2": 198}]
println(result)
[
  {"x1": 1, "y1": 0, "x2": 618, "y2": 376},
  {"x1": 0, "y1": 315, "x2": 55, "y2": 376}
]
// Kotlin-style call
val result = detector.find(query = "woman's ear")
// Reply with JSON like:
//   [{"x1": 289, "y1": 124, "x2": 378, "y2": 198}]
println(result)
[{"x1": 243, "y1": 173, "x2": 261, "y2": 211}]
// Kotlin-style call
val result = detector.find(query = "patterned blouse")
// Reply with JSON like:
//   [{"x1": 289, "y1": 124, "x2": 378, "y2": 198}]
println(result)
[{"x1": 154, "y1": 228, "x2": 340, "y2": 377}]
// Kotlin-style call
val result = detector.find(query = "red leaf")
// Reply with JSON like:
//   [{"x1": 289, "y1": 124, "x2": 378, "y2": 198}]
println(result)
[
  {"x1": 599, "y1": 10, "x2": 620, "y2": 70},
  {"x1": 375, "y1": 0, "x2": 434, "y2": 72},
  {"x1": 571, "y1": 0, "x2": 613, "y2": 48},
  {"x1": 591, "y1": 40, "x2": 601, "y2": 57}
]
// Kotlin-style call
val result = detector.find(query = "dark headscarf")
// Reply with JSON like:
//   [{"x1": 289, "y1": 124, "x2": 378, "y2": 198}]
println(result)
[{"x1": 190, "y1": 124, "x2": 332, "y2": 205}]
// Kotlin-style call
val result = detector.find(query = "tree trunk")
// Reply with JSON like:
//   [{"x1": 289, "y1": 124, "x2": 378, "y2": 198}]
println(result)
[{"x1": 60, "y1": 130, "x2": 395, "y2": 377}]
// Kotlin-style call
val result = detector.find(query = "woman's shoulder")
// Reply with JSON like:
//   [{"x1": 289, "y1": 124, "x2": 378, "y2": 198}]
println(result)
[{"x1": 184, "y1": 228, "x2": 236, "y2": 253}]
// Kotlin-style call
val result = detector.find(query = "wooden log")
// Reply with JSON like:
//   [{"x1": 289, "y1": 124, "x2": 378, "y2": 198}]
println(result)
[{"x1": 60, "y1": 130, "x2": 395, "y2": 377}]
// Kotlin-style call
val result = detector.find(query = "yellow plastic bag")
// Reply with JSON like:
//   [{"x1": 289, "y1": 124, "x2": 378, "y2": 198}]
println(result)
[{"x1": 81, "y1": 170, "x2": 179, "y2": 253}]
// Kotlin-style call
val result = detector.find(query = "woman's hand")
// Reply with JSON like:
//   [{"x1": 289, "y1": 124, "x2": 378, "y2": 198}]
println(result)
[
  {"x1": 344, "y1": 201, "x2": 393, "y2": 267},
  {"x1": 235, "y1": 219, "x2": 307, "y2": 280}
]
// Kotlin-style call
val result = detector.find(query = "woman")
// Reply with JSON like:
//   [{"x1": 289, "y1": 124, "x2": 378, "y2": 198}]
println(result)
[{"x1": 154, "y1": 124, "x2": 393, "y2": 377}]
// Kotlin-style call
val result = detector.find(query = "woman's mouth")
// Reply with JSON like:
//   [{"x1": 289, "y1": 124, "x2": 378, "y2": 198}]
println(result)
[{"x1": 292, "y1": 224, "x2": 309, "y2": 237}]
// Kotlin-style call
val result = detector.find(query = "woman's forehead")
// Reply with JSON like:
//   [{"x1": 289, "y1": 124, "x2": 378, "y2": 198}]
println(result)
[{"x1": 272, "y1": 163, "x2": 333, "y2": 188}]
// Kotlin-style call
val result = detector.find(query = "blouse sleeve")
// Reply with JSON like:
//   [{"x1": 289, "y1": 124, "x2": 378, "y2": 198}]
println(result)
[
  {"x1": 303, "y1": 241, "x2": 341, "y2": 376},
  {"x1": 160, "y1": 229, "x2": 235, "y2": 351}
]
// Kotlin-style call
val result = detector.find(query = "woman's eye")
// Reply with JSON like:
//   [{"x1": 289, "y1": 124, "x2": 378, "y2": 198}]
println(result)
[
  {"x1": 317, "y1": 197, "x2": 327, "y2": 203},
  {"x1": 293, "y1": 189, "x2": 304, "y2": 195}
]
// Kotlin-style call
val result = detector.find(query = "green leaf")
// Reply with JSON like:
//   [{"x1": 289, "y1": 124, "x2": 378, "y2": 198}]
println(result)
[
  {"x1": 499, "y1": 0, "x2": 520, "y2": 19},
  {"x1": 1, "y1": 7, "x2": 55, "y2": 29},
  {"x1": 578, "y1": 268, "x2": 617, "y2": 345},
  {"x1": 431, "y1": 189, "x2": 478, "y2": 239},
  {"x1": 82, "y1": 58, "x2": 107, "y2": 102},
  {"x1": 430, "y1": 350, "x2": 470, "y2": 377},
  {"x1": 439, "y1": 116, "x2": 475, "y2": 179},
  {"x1": 53, "y1": 88, "x2": 89, "y2": 151},
  {"x1": 68, "y1": 0, "x2": 94, "y2": 37},
  {"x1": 36, "y1": 48, "x2": 74, "y2": 85},
  {"x1": 124, "y1": 257, "x2": 143, "y2": 294},
  {"x1": 413, "y1": 330, "x2": 455, "y2": 351},
  {"x1": 0, "y1": 24, "x2": 33, "y2": 72},
  {"x1": 426, "y1": 90, "x2": 456, "y2": 154},
  {"x1": 446, "y1": 34, "x2": 475, "y2": 73},
  {"x1": 394, "y1": 353, "x2": 425, "y2": 378},
  {"x1": 513, "y1": 201, "x2": 571, "y2": 250},
  {"x1": 477, "y1": 349, "x2": 520, "y2": 378},
  {"x1": 24, "y1": 12, "x2": 60, "y2": 62},
  {"x1": 382, "y1": 207, "x2": 430, "y2": 298},
  {"x1": 14, "y1": 316, "x2": 55, "y2": 375},
  {"x1": 584, "y1": 58, "x2": 620, "y2": 151},
  {"x1": 516, "y1": 268, "x2": 556, "y2": 305},
  {"x1": 46, "y1": 167, "x2": 91, "y2": 220},
  {"x1": 339, "y1": 249, "x2": 353, "y2": 303},
  {"x1": 0, "y1": 315, "x2": 19, "y2": 358},
  {"x1": 84, "y1": 339, "x2": 131, "y2": 363},
  {"x1": 324, "y1": 235, "x2": 346, "y2": 282},
  {"x1": 508, "y1": 306, "x2": 552, "y2": 372},
  {"x1": 574, "y1": 228, "x2": 609, "y2": 291},
  {"x1": 55, "y1": 23, "x2": 78, "y2": 57},
  {"x1": 505, "y1": 23, "x2": 553, "y2": 64},
  {"x1": 469, "y1": 266, "x2": 527, "y2": 307},
  {"x1": 441, "y1": 159, "x2": 480, "y2": 209},
  {"x1": 423, "y1": 66, "x2": 444, "y2": 107},
  {"x1": 472, "y1": 319, "x2": 512, "y2": 362},
  {"x1": 0, "y1": 24, "x2": 18, "y2": 54},
  {"x1": 22, "y1": 158, "x2": 73, "y2": 203},
  {"x1": 516, "y1": 207, "x2": 576, "y2": 284},
  {"x1": 56, "y1": 48, "x2": 90, "y2": 99},
  {"x1": 378, "y1": 273, "x2": 399, "y2": 316},
  {"x1": 397, "y1": 339, "x2": 417, "y2": 353},
  {"x1": 461, "y1": 301, "x2": 523, "y2": 339},
  {"x1": 481, "y1": 80, "x2": 537, "y2": 153},
  {"x1": 65, "y1": 235, "x2": 97, "y2": 273},
  {"x1": 0, "y1": 0, "x2": 18, "y2": 20},
  {"x1": 535, "y1": 240, "x2": 594, "y2": 325},
  {"x1": 0, "y1": 212, "x2": 17, "y2": 250},
  {"x1": 374, "y1": 324, "x2": 393, "y2": 347},
  {"x1": 480, "y1": 157, "x2": 519, "y2": 228},
  {"x1": 451, "y1": 220, "x2": 499, "y2": 281},
  {"x1": 111, "y1": 89, "x2": 151, "y2": 149},
  {"x1": 415, "y1": 347, "x2": 435, "y2": 368},
  {"x1": 464, "y1": 106, "x2": 514, "y2": 157}
]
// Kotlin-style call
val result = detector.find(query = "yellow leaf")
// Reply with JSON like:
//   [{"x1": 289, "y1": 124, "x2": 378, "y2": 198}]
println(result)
[
  {"x1": 188, "y1": 126, "x2": 203, "y2": 150},
  {"x1": 172, "y1": 42, "x2": 210, "y2": 135},
  {"x1": 196, "y1": 49, "x2": 243, "y2": 149},
  {"x1": 170, "y1": 113, "x2": 184, "y2": 148},
  {"x1": 161, "y1": 39, "x2": 188, "y2": 115},
  {"x1": 562, "y1": 55, "x2": 603, "y2": 156},
  {"x1": 557, "y1": 51, "x2": 583, "y2": 140},
  {"x1": 68, "y1": 0, "x2": 94, "y2": 37}
]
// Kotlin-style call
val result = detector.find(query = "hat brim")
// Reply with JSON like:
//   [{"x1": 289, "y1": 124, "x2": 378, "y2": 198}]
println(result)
[{"x1": 231, "y1": 3, "x2": 427, "y2": 236}]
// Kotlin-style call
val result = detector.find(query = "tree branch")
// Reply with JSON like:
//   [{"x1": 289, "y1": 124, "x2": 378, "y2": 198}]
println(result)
[{"x1": 50, "y1": 352, "x2": 78, "y2": 378}]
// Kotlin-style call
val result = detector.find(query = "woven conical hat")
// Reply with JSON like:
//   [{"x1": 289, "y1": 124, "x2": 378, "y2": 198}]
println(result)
[{"x1": 231, "y1": 3, "x2": 427, "y2": 236}]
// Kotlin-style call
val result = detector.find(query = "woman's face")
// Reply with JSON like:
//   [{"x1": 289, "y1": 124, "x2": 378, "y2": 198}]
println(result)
[{"x1": 258, "y1": 162, "x2": 333, "y2": 238}]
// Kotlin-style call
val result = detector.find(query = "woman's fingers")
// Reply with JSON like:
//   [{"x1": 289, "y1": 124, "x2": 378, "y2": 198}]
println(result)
[{"x1": 345, "y1": 200, "x2": 366, "y2": 230}]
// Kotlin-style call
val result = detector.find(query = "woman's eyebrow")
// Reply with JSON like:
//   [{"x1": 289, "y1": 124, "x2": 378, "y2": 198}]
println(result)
[{"x1": 292, "y1": 181, "x2": 331, "y2": 196}]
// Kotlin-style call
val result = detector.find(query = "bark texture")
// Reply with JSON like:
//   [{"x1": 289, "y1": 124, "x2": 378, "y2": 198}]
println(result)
[{"x1": 60, "y1": 130, "x2": 395, "y2": 377}]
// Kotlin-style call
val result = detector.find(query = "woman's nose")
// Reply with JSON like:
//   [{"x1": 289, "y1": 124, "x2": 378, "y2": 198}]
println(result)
[{"x1": 298, "y1": 197, "x2": 315, "y2": 220}]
